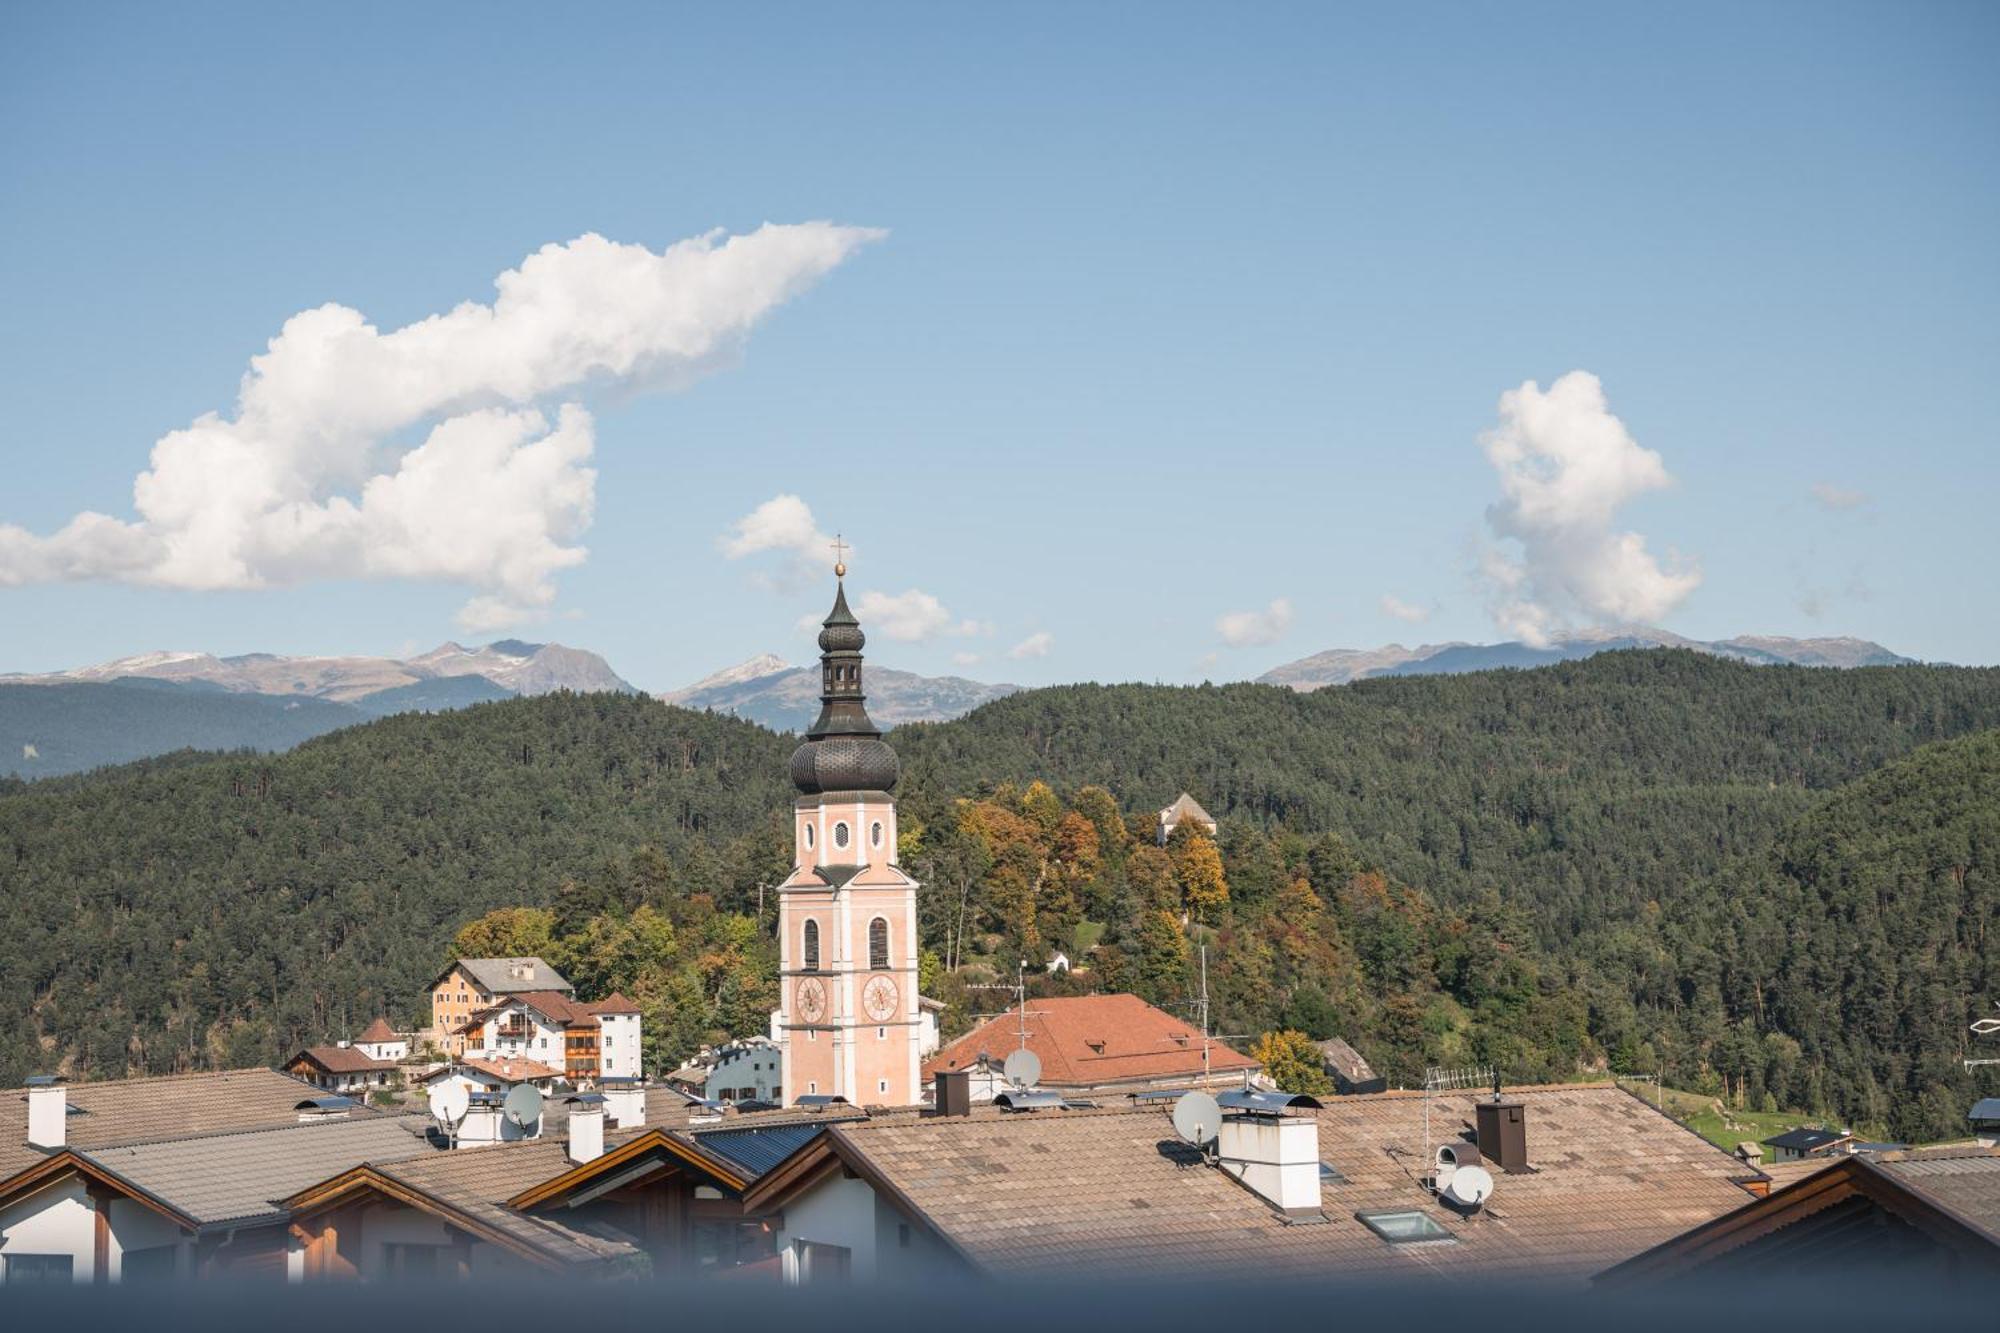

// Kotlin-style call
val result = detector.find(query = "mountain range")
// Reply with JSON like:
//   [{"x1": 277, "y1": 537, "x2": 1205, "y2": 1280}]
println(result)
[
  {"x1": 1255, "y1": 629, "x2": 1914, "y2": 690},
  {"x1": 662, "y1": 655, "x2": 1020, "y2": 733},
  {"x1": 0, "y1": 641, "x2": 631, "y2": 778}
]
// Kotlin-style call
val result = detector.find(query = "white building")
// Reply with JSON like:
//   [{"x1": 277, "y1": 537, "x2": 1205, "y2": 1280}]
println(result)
[{"x1": 354, "y1": 1017, "x2": 408, "y2": 1063}]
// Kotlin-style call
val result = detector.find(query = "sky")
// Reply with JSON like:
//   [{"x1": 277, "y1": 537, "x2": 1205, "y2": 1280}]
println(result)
[{"x1": 2, "y1": 2, "x2": 1997, "y2": 692}]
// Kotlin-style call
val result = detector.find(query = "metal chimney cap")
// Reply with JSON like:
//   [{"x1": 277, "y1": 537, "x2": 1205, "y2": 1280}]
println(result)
[
  {"x1": 564, "y1": 1092, "x2": 608, "y2": 1106},
  {"x1": 1218, "y1": 1088, "x2": 1323, "y2": 1115},
  {"x1": 24, "y1": 1075, "x2": 67, "y2": 1087}
]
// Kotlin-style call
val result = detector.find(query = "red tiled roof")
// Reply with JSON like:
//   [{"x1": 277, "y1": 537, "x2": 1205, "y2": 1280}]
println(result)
[
  {"x1": 458, "y1": 1057, "x2": 561, "y2": 1084},
  {"x1": 589, "y1": 993, "x2": 639, "y2": 1015},
  {"x1": 456, "y1": 993, "x2": 601, "y2": 1035},
  {"x1": 922, "y1": 993, "x2": 1258, "y2": 1087},
  {"x1": 289, "y1": 1045, "x2": 395, "y2": 1075},
  {"x1": 357, "y1": 1018, "x2": 397, "y2": 1043}
]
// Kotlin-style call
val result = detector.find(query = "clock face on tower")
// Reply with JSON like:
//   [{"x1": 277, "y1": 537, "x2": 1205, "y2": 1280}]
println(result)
[
  {"x1": 862, "y1": 974, "x2": 900, "y2": 1022},
  {"x1": 795, "y1": 977, "x2": 828, "y2": 1024}
]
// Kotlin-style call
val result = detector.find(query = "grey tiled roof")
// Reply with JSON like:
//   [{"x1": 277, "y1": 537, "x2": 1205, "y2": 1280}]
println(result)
[
  {"x1": 828, "y1": 1084, "x2": 1757, "y2": 1284},
  {"x1": 1870, "y1": 1150, "x2": 2000, "y2": 1236},
  {"x1": 374, "y1": 1133, "x2": 649, "y2": 1266},
  {"x1": 2, "y1": 1068, "x2": 372, "y2": 1180},
  {"x1": 84, "y1": 1114, "x2": 434, "y2": 1228},
  {"x1": 450, "y1": 957, "x2": 573, "y2": 995}
]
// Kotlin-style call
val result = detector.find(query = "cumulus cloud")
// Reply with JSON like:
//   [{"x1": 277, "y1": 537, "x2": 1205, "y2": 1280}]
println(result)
[
  {"x1": 1478, "y1": 371, "x2": 1699, "y2": 646},
  {"x1": 1380, "y1": 594, "x2": 1429, "y2": 623},
  {"x1": 848, "y1": 588, "x2": 967, "y2": 642},
  {"x1": 1810, "y1": 481, "x2": 1867, "y2": 511},
  {"x1": 950, "y1": 651, "x2": 982, "y2": 668},
  {"x1": 1215, "y1": 597, "x2": 1293, "y2": 648},
  {"x1": 0, "y1": 223, "x2": 883, "y2": 628},
  {"x1": 1008, "y1": 631, "x2": 1054, "y2": 660},
  {"x1": 719, "y1": 493, "x2": 848, "y2": 591}
]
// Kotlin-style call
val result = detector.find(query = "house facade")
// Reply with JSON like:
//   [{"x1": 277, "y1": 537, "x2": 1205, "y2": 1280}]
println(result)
[{"x1": 426, "y1": 957, "x2": 575, "y2": 1054}]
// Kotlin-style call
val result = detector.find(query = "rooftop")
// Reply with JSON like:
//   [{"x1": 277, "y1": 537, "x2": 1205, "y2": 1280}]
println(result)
[
  {"x1": 799, "y1": 1083, "x2": 1759, "y2": 1283},
  {"x1": 1762, "y1": 1127, "x2": 1850, "y2": 1152},
  {"x1": 442, "y1": 957, "x2": 574, "y2": 996},
  {"x1": 924, "y1": 993, "x2": 1259, "y2": 1089},
  {"x1": 356, "y1": 1017, "x2": 398, "y2": 1043},
  {"x1": 291, "y1": 1045, "x2": 396, "y2": 1075}
]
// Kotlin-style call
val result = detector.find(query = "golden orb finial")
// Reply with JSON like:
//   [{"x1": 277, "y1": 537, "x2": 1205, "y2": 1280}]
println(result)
[{"x1": 830, "y1": 533, "x2": 850, "y2": 580}]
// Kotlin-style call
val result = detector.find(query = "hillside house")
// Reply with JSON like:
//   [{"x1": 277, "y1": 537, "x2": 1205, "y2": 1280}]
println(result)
[
  {"x1": 284, "y1": 1046, "x2": 397, "y2": 1095},
  {"x1": 353, "y1": 1018, "x2": 408, "y2": 1064},
  {"x1": 923, "y1": 993, "x2": 1259, "y2": 1101},
  {"x1": 1156, "y1": 791, "x2": 1217, "y2": 845},
  {"x1": 427, "y1": 957, "x2": 574, "y2": 1055}
]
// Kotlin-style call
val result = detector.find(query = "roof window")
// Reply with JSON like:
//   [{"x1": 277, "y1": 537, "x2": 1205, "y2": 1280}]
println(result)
[{"x1": 1355, "y1": 1209, "x2": 1454, "y2": 1244}]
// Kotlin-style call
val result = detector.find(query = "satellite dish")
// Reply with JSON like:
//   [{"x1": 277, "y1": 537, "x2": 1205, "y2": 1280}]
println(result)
[
  {"x1": 503, "y1": 1083, "x2": 543, "y2": 1128},
  {"x1": 1443, "y1": 1164, "x2": 1494, "y2": 1209},
  {"x1": 1170, "y1": 1090, "x2": 1222, "y2": 1147},
  {"x1": 1003, "y1": 1048, "x2": 1042, "y2": 1090},
  {"x1": 428, "y1": 1081, "x2": 470, "y2": 1125}
]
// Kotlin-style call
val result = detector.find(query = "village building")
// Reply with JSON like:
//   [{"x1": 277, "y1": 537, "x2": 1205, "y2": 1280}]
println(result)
[
  {"x1": 283, "y1": 1045, "x2": 398, "y2": 1096},
  {"x1": 1156, "y1": 791, "x2": 1217, "y2": 845},
  {"x1": 453, "y1": 991, "x2": 641, "y2": 1085},
  {"x1": 1601, "y1": 1146, "x2": 2000, "y2": 1280},
  {"x1": 670, "y1": 1037, "x2": 784, "y2": 1105},
  {"x1": 427, "y1": 957, "x2": 575, "y2": 1055},
  {"x1": 923, "y1": 993, "x2": 1260, "y2": 1101},
  {"x1": 741, "y1": 1082, "x2": 1768, "y2": 1285},
  {"x1": 1760, "y1": 1126, "x2": 1853, "y2": 1163},
  {"x1": 353, "y1": 1018, "x2": 408, "y2": 1064},
  {"x1": 771, "y1": 574, "x2": 924, "y2": 1108},
  {"x1": 1317, "y1": 1037, "x2": 1386, "y2": 1095}
]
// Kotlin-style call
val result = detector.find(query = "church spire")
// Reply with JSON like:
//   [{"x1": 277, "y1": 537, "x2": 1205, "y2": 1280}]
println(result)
[{"x1": 788, "y1": 553, "x2": 900, "y2": 795}]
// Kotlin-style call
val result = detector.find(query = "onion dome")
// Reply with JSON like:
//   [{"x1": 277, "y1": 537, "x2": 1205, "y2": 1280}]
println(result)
[{"x1": 790, "y1": 576, "x2": 899, "y2": 795}]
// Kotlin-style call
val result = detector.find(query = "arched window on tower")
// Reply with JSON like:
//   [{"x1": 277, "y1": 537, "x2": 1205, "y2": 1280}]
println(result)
[
  {"x1": 869, "y1": 917, "x2": 889, "y2": 971},
  {"x1": 803, "y1": 920, "x2": 820, "y2": 972}
]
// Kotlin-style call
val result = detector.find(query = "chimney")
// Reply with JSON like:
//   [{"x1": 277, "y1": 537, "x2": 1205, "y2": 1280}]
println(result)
[
  {"x1": 26, "y1": 1075, "x2": 66, "y2": 1150},
  {"x1": 565, "y1": 1094, "x2": 606, "y2": 1164},
  {"x1": 1213, "y1": 1091, "x2": 1323, "y2": 1216},
  {"x1": 602, "y1": 1080, "x2": 646, "y2": 1129},
  {"x1": 1475, "y1": 1097, "x2": 1529, "y2": 1173},
  {"x1": 935, "y1": 1069, "x2": 973, "y2": 1117}
]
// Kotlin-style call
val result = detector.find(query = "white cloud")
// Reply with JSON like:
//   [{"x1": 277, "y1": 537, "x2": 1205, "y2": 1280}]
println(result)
[
  {"x1": 1215, "y1": 597, "x2": 1293, "y2": 647},
  {"x1": 1810, "y1": 481, "x2": 1867, "y2": 511},
  {"x1": 0, "y1": 223, "x2": 883, "y2": 628},
  {"x1": 852, "y1": 588, "x2": 986, "y2": 643},
  {"x1": 1478, "y1": 371, "x2": 1699, "y2": 646},
  {"x1": 1380, "y1": 594, "x2": 1429, "y2": 623},
  {"x1": 950, "y1": 651, "x2": 982, "y2": 667},
  {"x1": 721, "y1": 494, "x2": 835, "y2": 561},
  {"x1": 1008, "y1": 631, "x2": 1054, "y2": 660}
]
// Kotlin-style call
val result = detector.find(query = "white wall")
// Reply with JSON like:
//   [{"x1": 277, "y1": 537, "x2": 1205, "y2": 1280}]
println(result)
[
  {"x1": 0, "y1": 1176, "x2": 95, "y2": 1283},
  {"x1": 599, "y1": 1013, "x2": 641, "y2": 1079},
  {"x1": 772, "y1": 1174, "x2": 879, "y2": 1281}
]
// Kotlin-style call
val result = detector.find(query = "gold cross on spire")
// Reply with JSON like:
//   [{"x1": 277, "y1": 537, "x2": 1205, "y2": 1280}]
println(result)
[{"x1": 830, "y1": 533, "x2": 849, "y2": 579}]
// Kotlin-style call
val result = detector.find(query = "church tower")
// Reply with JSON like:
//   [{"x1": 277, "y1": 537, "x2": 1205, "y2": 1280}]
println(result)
[{"x1": 774, "y1": 556, "x2": 922, "y2": 1107}]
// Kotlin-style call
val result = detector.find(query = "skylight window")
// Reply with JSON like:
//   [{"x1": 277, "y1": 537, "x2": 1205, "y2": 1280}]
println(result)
[
  {"x1": 1318, "y1": 1161, "x2": 1348, "y2": 1185},
  {"x1": 1355, "y1": 1209, "x2": 1454, "y2": 1244}
]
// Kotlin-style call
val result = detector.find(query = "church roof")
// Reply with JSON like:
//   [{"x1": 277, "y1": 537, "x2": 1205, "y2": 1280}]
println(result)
[{"x1": 923, "y1": 993, "x2": 1258, "y2": 1088}]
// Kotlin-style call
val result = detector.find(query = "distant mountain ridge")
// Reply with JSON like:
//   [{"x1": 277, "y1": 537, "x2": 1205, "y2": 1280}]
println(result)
[
  {"x1": 664, "y1": 655, "x2": 1020, "y2": 733},
  {"x1": 4, "y1": 640, "x2": 633, "y2": 702},
  {"x1": 1258, "y1": 630, "x2": 1914, "y2": 691},
  {"x1": 1, "y1": 641, "x2": 631, "y2": 778}
]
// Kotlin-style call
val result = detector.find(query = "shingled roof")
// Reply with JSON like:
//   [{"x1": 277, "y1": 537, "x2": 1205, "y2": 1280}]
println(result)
[
  {"x1": 357, "y1": 1018, "x2": 398, "y2": 1043},
  {"x1": 923, "y1": 993, "x2": 1258, "y2": 1089},
  {"x1": 755, "y1": 1083, "x2": 1762, "y2": 1284},
  {"x1": 289, "y1": 1045, "x2": 396, "y2": 1076},
  {"x1": 0, "y1": 1068, "x2": 368, "y2": 1179},
  {"x1": 438, "y1": 957, "x2": 574, "y2": 995}
]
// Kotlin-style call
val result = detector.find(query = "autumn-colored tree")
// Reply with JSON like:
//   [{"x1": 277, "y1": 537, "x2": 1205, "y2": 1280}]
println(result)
[
  {"x1": 1070, "y1": 785, "x2": 1128, "y2": 853},
  {"x1": 1251, "y1": 1029, "x2": 1334, "y2": 1096},
  {"x1": 1173, "y1": 832, "x2": 1230, "y2": 921},
  {"x1": 1126, "y1": 843, "x2": 1179, "y2": 914},
  {"x1": 1053, "y1": 811, "x2": 1101, "y2": 881},
  {"x1": 1019, "y1": 780, "x2": 1063, "y2": 838},
  {"x1": 451, "y1": 907, "x2": 558, "y2": 965},
  {"x1": 1134, "y1": 908, "x2": 1191, "y2": 1005}
]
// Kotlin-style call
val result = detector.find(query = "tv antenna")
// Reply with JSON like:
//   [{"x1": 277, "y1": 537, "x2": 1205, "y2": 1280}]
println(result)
[
  {"x1": 1421, "y1": 1065, "x2": 1495, "y2": 1184},
  {"x1": 427, "y1": 1080, "x2": 470, "y2": 1149},
  {"x1": 969, "y1": 959, "x2": 1046, "y2": 1054},
  {"x1": 1166, "y1": 944, "x2": 1249, "y2": 1084}
]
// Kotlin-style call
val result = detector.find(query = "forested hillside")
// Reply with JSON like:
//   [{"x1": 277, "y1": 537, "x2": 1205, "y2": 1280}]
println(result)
[{"x1": 5, "y1": 652, "x2": 1999, "y2": 1139}]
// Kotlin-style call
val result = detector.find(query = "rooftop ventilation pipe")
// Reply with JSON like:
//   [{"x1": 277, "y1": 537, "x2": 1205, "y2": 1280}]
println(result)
[
  {"x1": 1475, "y1": 1096, "x2": 1529, "y2": 1173},
  {"x1": 601, "y1": 1079, "x2": 646, "y2": 1130},
  {"x1": 26, "y1": 1075, "x2": 66, "y2": 1150},
  {"x1": 566, "y1": 1094, "x2": 606, "y2": 1165},
  {"x1": 1213, "y1": 1090, "x2": 1323, "y2": 1216}
]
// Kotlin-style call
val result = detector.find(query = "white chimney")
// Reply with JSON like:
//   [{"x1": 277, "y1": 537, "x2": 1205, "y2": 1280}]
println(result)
[
  {"x1": 26, "y1": 1076, "x2": 67, "y2": 1150},
  {"x1": 1215, "y1": 1102, "x2": 1322, "y2": 1215},
  {"x1": 603, "y1": 1082, "x2": 646, "y2": 1130},
  {"x1": 566, "y1": 1095, "x2": 606, "y2": 1165}
]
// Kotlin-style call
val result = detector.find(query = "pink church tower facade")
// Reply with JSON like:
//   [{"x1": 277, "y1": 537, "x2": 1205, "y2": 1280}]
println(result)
[{"x1": 773, "y1": 569, "x2": 922, "y2": 1107}]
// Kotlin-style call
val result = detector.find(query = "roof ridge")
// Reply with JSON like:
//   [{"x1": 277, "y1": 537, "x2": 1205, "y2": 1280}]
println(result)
[{"x1": 78, "y1": 1109, "x2": 429, "y2": 1155}]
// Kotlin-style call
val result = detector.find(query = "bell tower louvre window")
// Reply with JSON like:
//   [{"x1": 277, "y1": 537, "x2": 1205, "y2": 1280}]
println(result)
[
  {"x1": 803, "y1": 920, "x2": 820, "y2": 972},
  {"x1": 869, "y1": 917, "x2": 890, "y2": 970}
]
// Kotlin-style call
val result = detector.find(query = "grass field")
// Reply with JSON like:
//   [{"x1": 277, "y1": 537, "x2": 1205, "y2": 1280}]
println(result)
[{"x1": 1616, "y1": 1080, "x2": 1835, "y2": 1154}]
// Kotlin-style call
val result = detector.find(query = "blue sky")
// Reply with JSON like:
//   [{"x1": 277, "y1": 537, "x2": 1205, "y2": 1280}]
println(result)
[{"x1": 3, "y1": 1, "x2": 1996, "y2": 691}]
